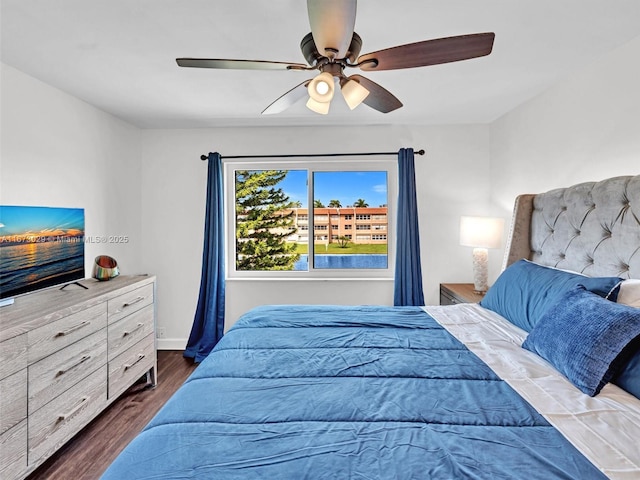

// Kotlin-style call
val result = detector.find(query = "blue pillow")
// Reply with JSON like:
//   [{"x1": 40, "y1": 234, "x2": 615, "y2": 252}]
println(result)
[
  {"x1": 612, "y1": 340, "x2": 640, "y2": 399},
  {"x1": 480, "y1": 259, "x2": 622, "y2": 332},
  {"x1": 522, "y1": 286, "x2": 640, "y2": 396}
]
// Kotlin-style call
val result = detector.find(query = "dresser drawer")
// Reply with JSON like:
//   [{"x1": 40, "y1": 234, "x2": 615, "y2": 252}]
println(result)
[
  {"x1": 28, "y1": 367, "x2": 107, "y2": 466},
  {"x1": 28, "y1": 303, "x2": 107, "y2": 364},
  {"x1": 0, "y1": 420, "x2": 27, "y2": 480},
  {"x1": 108, "y1": 284, "x2": 154, "y2": 324},
  {"x1": 0, "y1": 369, "x2": 27, "y2": 436},
  {"x1": 108, "y1": 304, "x2": 154, "y2": 360},
  {"x1": 28, "y1": 328, "x2": 108, "y2": 412},
  {"x1": 108, "y1": 334, "x2": 155, "y2": 400},
  {"x1": 0, "y1": 333, "x2": 27, "y2": 380}
]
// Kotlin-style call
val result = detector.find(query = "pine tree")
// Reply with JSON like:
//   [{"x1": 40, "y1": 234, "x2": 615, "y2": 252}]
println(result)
[{"x1": 235, "y1": 170, "x2": 300, "y2": 270}]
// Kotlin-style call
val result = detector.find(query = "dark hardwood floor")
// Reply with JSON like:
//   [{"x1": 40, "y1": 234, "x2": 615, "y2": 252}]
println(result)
[{"x1": 27, "y1": 350, "x2": 198, "y2": 480}]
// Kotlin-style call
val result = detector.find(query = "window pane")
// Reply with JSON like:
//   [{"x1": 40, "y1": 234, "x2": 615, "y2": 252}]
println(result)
[
  {"x1": 312, "y1": 171, "x2": 388, "y2": 269},
  {"x1": 235, "y1": 169, "x2": 307, "y2": 271}
]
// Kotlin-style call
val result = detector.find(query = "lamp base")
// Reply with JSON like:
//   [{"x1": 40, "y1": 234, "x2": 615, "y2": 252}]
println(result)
[{"x1": 472, "y1": 247, "x2": 489, "y2": 293}]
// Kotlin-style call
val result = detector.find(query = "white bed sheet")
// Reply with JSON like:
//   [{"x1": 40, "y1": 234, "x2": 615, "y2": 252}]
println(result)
[{"x1": 424, "y1": 304, "x2": 640, "y2": 480}]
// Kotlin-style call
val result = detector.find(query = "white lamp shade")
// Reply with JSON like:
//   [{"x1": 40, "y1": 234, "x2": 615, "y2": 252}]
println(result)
[
  {"x1": 341, "y1": 78, "x2": 369, "y2": 110},
  {"x1": 306, "y1": 97, "x2": 330, "y2": 114},
  {"x1": 307, "y1": 72, "x2": 335, "y2": 103},
  {"x1": 459, "y1": 216, "x2": 504, "y2": 249}
]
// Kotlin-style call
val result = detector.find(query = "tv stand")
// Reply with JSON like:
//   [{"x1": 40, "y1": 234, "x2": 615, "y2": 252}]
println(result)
[
  {"x1": 59, "y1": 281, "x2": 89, "y2": 290},
  {"x1": 0, "y1": 275, "x2": 156, "y2": 480},
  {"x1": 0, "y1": 298, "x2": 15, "y2": 307}
]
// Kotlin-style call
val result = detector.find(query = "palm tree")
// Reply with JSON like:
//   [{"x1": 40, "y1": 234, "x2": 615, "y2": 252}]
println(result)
[
  {"x1": 353, "y1": 198, "x2": 368, "y2": 208},
  {"x1": 328, "y1": 199, "x2": 342, "y2": 208},
  {"x1": 314, "y1": 199, "x2": 325, "y2": 208}
]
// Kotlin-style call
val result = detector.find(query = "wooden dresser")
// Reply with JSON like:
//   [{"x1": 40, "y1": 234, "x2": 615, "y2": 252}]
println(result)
[{"x1": 0, "y1": 275, "x2": 156, "y2": 480}]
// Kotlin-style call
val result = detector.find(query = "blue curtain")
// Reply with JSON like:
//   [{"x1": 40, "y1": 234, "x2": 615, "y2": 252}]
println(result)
[
  {"x1": 394, "y1": 148, "x2": 425, "y2": 306},
  {"x1": 184, "y1": 152, "x2": 226, "y2": 362}
]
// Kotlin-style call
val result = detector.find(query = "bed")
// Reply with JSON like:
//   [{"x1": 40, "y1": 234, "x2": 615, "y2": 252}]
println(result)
[{"x1": 102, "y1": 175, "x2": 640, "y2": 479}]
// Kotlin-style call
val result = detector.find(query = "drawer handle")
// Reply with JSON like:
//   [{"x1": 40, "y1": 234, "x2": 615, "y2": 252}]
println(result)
[
  {"x1": 123, "y1": 296, "x2": 145, "y2": 308},
  {"x1": 124, "y1": 353, "x2": 146, "y2": 371},
  {"x1": 55, "y1": 321, "x2": 90, "y2": 337},
  {"x1": 57, "y1": 396, "x2": 90, "y2": 422},
  {"x1": 122, "y1": 322, "x2": 145, "y2": 337},
  {"x1": 57, "y1": 355, "x2": 91, "y2": 377}
]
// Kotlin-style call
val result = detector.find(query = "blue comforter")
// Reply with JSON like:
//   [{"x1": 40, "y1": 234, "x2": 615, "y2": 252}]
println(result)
[{"x1": 102, "y1": 305, "x2": 606, "y2": 479}]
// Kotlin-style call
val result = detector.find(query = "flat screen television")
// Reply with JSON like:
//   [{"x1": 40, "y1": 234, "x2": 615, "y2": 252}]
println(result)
[{"x1": 0, "y1": 205, "x2": 85, "y2": 300}]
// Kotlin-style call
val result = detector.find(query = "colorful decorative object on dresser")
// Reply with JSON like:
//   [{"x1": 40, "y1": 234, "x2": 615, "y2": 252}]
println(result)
[{"x1": 92, "y1": 255, "x2": 119, "y2": 281}]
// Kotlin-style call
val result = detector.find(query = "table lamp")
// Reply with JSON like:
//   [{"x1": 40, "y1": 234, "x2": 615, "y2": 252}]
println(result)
[{"x1": 459, "y1": 216, "x2": 504, "y2": 293}]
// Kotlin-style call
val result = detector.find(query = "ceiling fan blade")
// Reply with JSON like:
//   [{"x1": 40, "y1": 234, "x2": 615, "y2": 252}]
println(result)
[
  {"x1": 262, "y1": 80, "x2": 311, "y2": 115},
  {"x1": 357, "y1": 32, "x2": 495, "y2": 71},
  {"x1": 176, "y1": 58, "x2": 308, "y2": 71},
  {"x1": 348, "y1": 75, "x2": 402, "y2": 113},
  {"x1": 307, "y1": 0, "x2": 356, "y2": 59}
]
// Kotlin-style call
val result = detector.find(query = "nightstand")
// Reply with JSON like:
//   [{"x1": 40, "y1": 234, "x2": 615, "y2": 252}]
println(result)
[{"x1": 439, "y1": 283, "x2": 486, "y2": 305}]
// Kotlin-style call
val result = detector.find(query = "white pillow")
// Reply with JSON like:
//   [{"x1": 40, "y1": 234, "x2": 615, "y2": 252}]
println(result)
[{"x1": 617, "y1": 279, "x2": 640, "y2": 307}]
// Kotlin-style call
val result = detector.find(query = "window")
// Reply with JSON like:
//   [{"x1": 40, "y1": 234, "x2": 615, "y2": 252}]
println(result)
[{"x1": 226, "y1": 159, "x2": 396, "y2": 278}]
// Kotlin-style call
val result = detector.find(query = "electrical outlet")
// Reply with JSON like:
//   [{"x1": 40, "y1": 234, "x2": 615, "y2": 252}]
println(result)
[{"x1": 158, "y1": 327, "x2": 166, "y2": 339}]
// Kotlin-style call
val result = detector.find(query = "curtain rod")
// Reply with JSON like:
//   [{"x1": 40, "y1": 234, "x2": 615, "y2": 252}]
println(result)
[{"x1": 200, "y1": 149, "x2": 425, "y2": 161}]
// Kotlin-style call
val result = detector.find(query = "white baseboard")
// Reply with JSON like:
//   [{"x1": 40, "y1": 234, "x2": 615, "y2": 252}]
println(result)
[{"x1": 157, "y1": 338, "x2": 187, "y2": 351}]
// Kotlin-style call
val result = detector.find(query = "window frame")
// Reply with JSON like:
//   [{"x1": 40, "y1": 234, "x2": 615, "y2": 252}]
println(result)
[{"x1": 224, "y1": 158, "x2": 397, "y2": 279}]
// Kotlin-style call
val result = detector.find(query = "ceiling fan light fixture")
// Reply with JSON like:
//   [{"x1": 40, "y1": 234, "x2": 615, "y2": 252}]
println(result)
[
  {"x1": 341, "y1": 78, "x2": 370, "y2": 110},
  {"x1": 308, "y1": 71, "x2": 335, "y2": 103},
  {"x1": 306, "y1": 96, "x2": 331, "y2": 114}
]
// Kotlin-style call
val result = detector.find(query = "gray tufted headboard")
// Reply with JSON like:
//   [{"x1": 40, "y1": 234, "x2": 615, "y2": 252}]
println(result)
[{"x1": 503, "y1": 175, "x2": 640, "y2": 279}]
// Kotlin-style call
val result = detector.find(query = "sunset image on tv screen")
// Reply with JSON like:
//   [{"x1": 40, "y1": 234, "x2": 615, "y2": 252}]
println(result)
[{"x1": 0, "y1": 205, "x2": 85, "y2": 299}]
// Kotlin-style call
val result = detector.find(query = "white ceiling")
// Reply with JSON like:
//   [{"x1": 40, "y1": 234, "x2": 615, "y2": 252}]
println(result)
[{"x1": 2, "y1": 0, "x2": 640, "y2": 129}]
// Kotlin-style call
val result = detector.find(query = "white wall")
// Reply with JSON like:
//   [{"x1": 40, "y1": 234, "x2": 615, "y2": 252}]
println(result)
[
  {"x1": 490, "y1": 35, "x2": 640, "y2": 216},
  {"x1": 1, "y1": 63, "x2": 143, "y2": 277},
  {"x1": 141, "y1": 124, "x2": 491, "y2": 346}
]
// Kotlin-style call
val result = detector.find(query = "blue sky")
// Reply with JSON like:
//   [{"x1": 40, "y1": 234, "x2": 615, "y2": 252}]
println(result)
[
  {"x1": 0, "y1": 206, "x2": 84, "y2": 235},
  {"x1": 279, "y1": 170, "x2": 388, "y2": 208}
]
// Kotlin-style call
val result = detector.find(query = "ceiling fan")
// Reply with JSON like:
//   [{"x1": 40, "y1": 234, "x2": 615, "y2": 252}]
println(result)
[{"x1": 176, "y1": 0, "x2": 495, "y2": 115}]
